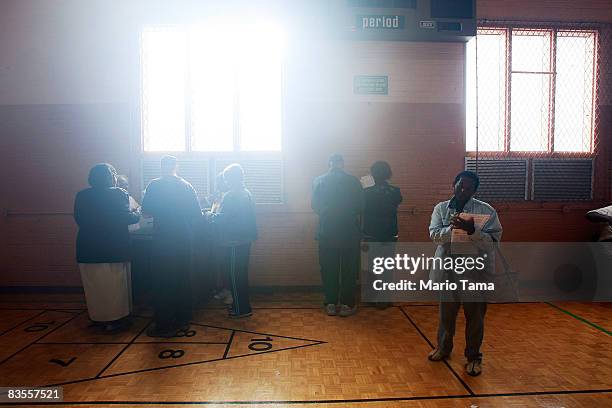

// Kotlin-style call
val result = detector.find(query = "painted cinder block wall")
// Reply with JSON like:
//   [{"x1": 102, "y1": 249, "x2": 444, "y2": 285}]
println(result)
[{"x1": 0, "y1": 0, "x2": 611, "y2": 287}]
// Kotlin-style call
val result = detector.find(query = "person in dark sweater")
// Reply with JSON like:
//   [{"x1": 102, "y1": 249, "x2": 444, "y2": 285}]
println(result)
[
  {"x1": 363, "y1": 161, "x2": 403, "y2": 242},
  {"x1": 206, "y1": 163, "x2": 257, "y2": 318},
  {"x1": 142, "y1": 156, "x2": 202, "y2": 337},
  {"x1": 312, "y1": 154, "x2": 363, "y2": 317},
  {"x1": 74, "y1": 163, "x2": 140, "y2": 332},
  {"x1": 362, "y1": 161, "x2": 403, "y2": 309}
]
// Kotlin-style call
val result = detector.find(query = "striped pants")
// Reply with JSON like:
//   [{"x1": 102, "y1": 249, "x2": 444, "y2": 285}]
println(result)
[{"x1": 227, "y1": 243, "x2": 252, "y2": 316}]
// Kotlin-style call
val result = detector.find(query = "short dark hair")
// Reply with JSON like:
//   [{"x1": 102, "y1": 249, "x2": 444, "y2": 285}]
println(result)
[
  {"x1": 88, "y1": 163, "x2": 116, "y2": 189},
  {"x1": 370, "y1": 161, "x2": 392, "y2": 182},
  {"x1": 223, "y1": 163, "x2": 244, "y2": 188},
  {"x1": 328, "y1": 153, "x2": 344, "y2": 166},
  {"x1": 454, "y1": 170, "x2": 480, "y2": 191},
  {"x1": 161, "y1": 155, "x2": 177, "y2": 172}
]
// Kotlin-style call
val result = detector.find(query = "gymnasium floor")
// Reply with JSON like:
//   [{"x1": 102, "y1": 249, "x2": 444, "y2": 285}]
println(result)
[{"x1": 0, "y1": 293, "x2": 610, "y2": 407}]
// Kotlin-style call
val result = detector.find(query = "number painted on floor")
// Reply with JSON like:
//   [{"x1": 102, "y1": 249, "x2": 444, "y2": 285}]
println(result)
[
  {"x1": 249, "y1": 337, "x2": 273, "y2": 351},
  {"x1": 50, "y1": 357, "x2": 76, "y2": 367},
  {"x1": 158, "y1": 349, "x2": 185, "y2": 359},
  {"x1": 175, "y1": 329, "x2": 196, "y2": 338}
]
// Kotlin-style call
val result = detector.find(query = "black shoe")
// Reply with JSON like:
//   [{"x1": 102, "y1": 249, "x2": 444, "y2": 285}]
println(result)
[
  {"x1": 146, "y1": 325, "x2": 176, "y2": 338},
  {"x1": 229, "y1": 311, "x2": 253, "y2": 319},
  {"x1": 466, "y1": 360, "x2": 482, "y2": 376},
  {"x1": 88, "y1": 320, "x2": 104, "y2": 328},
  {"x1": 375, "y1": 302, "x2": 392, "y2": 310},
  {"x1": 177, "y1": 322, "x2": 191, "y2": 332},
  {"x1": 104, "y1": 322, "x2": 123, "y2": 333}
]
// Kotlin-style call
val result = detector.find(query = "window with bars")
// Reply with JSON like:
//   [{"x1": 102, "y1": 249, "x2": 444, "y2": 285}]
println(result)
[
  {"x1": 141, "y1": 24, "x2": 283, "y2": 153},
  {"x1": 466, "y1": 25, "x2": 598, "y2": 155}
]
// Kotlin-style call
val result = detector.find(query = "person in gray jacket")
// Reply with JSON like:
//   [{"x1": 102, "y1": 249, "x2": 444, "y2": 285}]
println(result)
[
  {"x1": 428, "y1": 170, "x2": 502, "y2": 376},
  {"x1": 206, "y1": 164, "x2": 257, "y2": 318}
]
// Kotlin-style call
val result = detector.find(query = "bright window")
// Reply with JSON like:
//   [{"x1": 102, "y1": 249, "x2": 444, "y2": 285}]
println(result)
[
  {"x1": 141, "y1": 23, "x2": 284, "y2": 152},
  {"x1": 466, "y1": 26, "x2": 597, "y2": 154}
]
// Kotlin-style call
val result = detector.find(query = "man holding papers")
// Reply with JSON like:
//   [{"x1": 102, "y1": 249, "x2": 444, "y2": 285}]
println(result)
[{"x1": 428, "y1": 171, "x2": 502, "y2": 376}]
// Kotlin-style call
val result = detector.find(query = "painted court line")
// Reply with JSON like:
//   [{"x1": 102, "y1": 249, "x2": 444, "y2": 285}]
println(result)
[{"x1": 546, "y1": 302, "x2": 611, "y2": 336}]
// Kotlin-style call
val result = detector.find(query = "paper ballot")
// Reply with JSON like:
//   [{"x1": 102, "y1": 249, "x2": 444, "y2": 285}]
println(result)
[
  {"x1": 360, "y1": 175, "x2": 375, "y2": 189},
  {"x1": 450, "y1": 213, "x2": 490, "y2": 254}
]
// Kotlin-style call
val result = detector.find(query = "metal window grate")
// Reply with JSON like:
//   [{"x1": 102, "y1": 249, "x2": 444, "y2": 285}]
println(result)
[
  {"x1": 466, "y1": 22, "x2": 608, "y2": 157},
  {"x1": 532, "y1": 159, "x2": 593, "y2": 201},
  {"x1": 465, "y1": 158, "x2": 528, "y2": 201}
]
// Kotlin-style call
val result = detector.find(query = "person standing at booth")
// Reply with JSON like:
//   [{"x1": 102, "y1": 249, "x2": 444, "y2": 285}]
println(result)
[
  {"x1": 312, "y1": 154, "x2": 363, "y2": 317},
  {"x1": 74, "y1": 163, "x2": 140, "y2": 332},
  {"x1": 206, "y1": 164, "x2": 257, "y2": 318},
  {"x1": 362, "y1": 161, "x2": 403, "y2": 309},
  {"x1": 142, "y1": 156, "x2": 202, "y2": 337}
]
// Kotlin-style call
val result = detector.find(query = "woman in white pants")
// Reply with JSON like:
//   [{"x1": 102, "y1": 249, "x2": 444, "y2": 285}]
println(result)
[{"x1": 74, "y1": 164, "x2": 140, "y2": 331}]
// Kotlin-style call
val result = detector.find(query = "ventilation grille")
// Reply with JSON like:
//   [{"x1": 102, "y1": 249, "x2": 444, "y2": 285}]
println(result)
[
  {"x1": 142, "y1": 158, "x2": 209, "y2": 204},
  {"x1": 532, "y1": 159, "x2": 593, "y2": 201},
  {"x1": 215, "y1": 159, "x2": 283, "y2": 204},
  {"x1": 465, "y1": 158, "x2": 528, "y2": 201}
]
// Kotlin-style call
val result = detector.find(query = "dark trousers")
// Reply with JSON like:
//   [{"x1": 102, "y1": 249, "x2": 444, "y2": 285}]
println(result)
[
  {"x1": 213, "y1": 243, "x2": 230, "y2": 291},
  {"x1": 365, "y1": 240, "x2": 396, "y2": 303},
  {"x1": 151, "y1": 242, "x2": 193, "y2": 331},
  {"x1": 318, "y1": 245, "x2": 359, "y2": 306},
  {"x1": 226, "y1": 243, "x2": 252, "y2": 315},
  {"x1": 437, "y1": 301, "x2": 488, "y2": 362}
]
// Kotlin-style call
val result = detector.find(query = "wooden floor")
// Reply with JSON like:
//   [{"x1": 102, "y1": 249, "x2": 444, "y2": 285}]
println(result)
[{"x1": 0, "y1": 293, "x2": 610, "y2": 407}]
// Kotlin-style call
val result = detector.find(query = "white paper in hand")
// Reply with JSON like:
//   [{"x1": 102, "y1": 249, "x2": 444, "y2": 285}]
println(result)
[
  {"x1": 450, "y1": 213, "x2": 490, "y2": 254},
  {"x1": 360, "y1": 175, "x2": 375, "y2": 188}
]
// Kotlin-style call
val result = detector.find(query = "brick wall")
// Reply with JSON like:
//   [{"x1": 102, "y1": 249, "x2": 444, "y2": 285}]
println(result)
[{"x1": 0, "y1": 0, "x2": 610, "y2": 287}]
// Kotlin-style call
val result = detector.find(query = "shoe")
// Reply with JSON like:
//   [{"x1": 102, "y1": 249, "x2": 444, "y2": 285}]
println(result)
[
  {"x1": 214, "y1": 289, "x2": 228, "y2": 299},
  {"x1": 88, "y1": 320, "x2": 104, "y2": 328},
  {"x1": 375, "y1": 302, "x2": 391, "y2": 310},
  {"x1": 427, "y1": 348, "x2": 449, "y2": 361},
  {"x1": 325, "y1": 304, "x2": 337, "y2": 316},
  {"x1": 229, "y1": 311, "x2": 252, "y2": 319},
  {"x1": 338, "y1": 304, "x2": 357, "y2": 317},
  {"x1": 466, "y1": 360, "x2": 482, "y2": 376},
  {"x1": 104, "y1": 322, "x2": 123, "y2": 333},
  {"x1": 177, "y1": 322, "x2": 191, "y2": 332},
  {"x1": 146, "y1": 325, "x2": 176, "y2": 338}
]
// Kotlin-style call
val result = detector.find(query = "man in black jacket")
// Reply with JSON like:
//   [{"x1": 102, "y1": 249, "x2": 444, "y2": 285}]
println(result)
[
  {"x1": 142, "y1": 156, "x2": 202, "y2": 337},
  {"x1": 312, "y1": 154, "x2": 363, "y2": 317}
]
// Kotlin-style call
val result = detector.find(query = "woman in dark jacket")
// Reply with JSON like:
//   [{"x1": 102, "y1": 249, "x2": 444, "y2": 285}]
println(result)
[
  {"x1": 74, "y1": 163, "x2": 140, "y2": 331},
  {"x1": 363, "y1": 161, "x2": 403, "y2": 309}
]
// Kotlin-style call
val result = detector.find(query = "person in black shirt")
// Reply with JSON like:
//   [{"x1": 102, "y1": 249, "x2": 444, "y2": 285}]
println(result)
[
  {"x1": 207, "y1": 164, "x2": 257, "y2": 318},
  {"x1": 142, "y1": 156, "x2": 202, "y2": 337},
  {"x1": 312, "y1": 154, "x2": 363, "y2": 317},
  {"x1": 362, "y1": 161, "x2": 403, "y2": 309},
  {"x1": 74, "y1": 163, "x2": 140, "y2": 331},
  {"x1": 363, "y1": 161, "x2": 403, "y2": 242}
]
